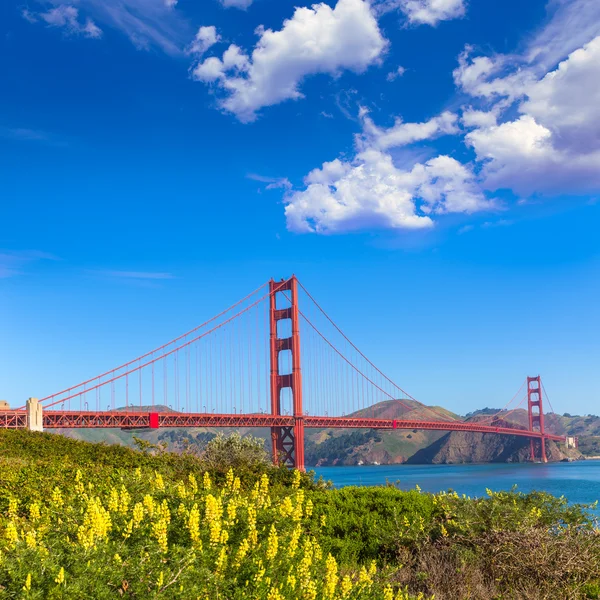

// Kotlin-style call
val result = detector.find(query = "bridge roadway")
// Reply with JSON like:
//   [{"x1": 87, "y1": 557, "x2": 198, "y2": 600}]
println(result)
[{"x1": 0, "y1": 410, "x2": 566, "y2": 442}]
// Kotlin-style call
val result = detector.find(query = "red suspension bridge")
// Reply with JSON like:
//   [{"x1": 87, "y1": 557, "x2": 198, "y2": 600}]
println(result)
[{"x1": 1, "y1": 276, "x2": 573, "y2": 469}]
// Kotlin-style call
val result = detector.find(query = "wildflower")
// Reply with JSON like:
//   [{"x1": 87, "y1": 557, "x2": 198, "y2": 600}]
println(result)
[
  {"x1": 5, "y1": 522, "x2": 19, "y2": 545},
  {"x1": 267, "y1": 587, "x2": 284, "y2": 600},
  {"x1": 157, "y1": 571, "x2": 164, "y2": 588},
  {"x1": 340, "y1": 575, "x2": 353, "y2": 598},
  {"x1": 232, "y1": 476, "x2": 241, "y2": 493},
  {"x1": 188, "y1": 473, "x2": 198, "y2": 494},
  {"x1": 143, "y1": 495, "x2": 155, "y2": 516},
  {"x1": 235, "y1": 538, "x2": 249, "y2": 568},
  {"x1": 288, "y1": 525, "x2": 301, "y2": 557},
  {"x1": 132, "y1": 502, "x2": 144, "y2": 526},
  {"x1": 302, "y1": 579, "x2": 318, "y2": 600},
  {"x1": 226, "y1": 498, "x2": 237, "y2": 523},
  {"x1": 177, "y1": 482, "x2": 187, "y2": 499},
  {"x1": 287, "y1": 574, "x2": 297, "y2": 590},
  {"x1": 152, "y1": 518, "x2": 169, "y2": 553},
  {"x1": 226, "y1": 468, "x2": 234, "y2": 489},
  {"x1": 279, "y1": 496, "x2": 294, "y2": 517},
  {"x1": 134, "y1": 467, "x2": 142, "y2": 480},
  {"x1": 305, "y1": 499, "x2": 314, "y2": 517},
  {"x1": 324, "y1": 554, "x2": 338, "y2": 598},
  {"x1": 8, "y1": 498, "x2": 18, "y2": 519},
  {"x1": 254, "y1": 561, "x2": 265, "y2": 583},
  {"x1": 114, "y1": 553, "x2": 122, "y2": 563},
  {"x1": 293, "y1": 490, "x2": 304, "y2": 521},
  {"x1": 358, "y1": 565, "x2": 372, "y2": 587},
  {"x1": 154, "y1": 472, "x2": 165, "y2": 491},
  {"x1": 266, "y1": 524, "x2": 278, "y2": 561},
  {"x1": 119, "y1": 485, "x2": 131, "y2": 514},
  {"x1": 292, "y1": 469, "x2": 301, "y2": 489},
  {"x1": 55, "y1": 567, "x2": 65, "y2": 585},
  {"x1": 203, "y1": 472, "x2": 212, "y2": 490},
  {"x1": 108, "y1": 488, "x2": 119, "y2": 512},
  {"x1": 384, "y1": 586, "x2": 394, "y2": 600},
  {"x1": 51, "y1": 487, "x2": 63, "y2": 508},
  {"x1": 25, "y1": 531, "x2": 37, "y2": 549},
  {"x1": 188, "y1": 503, "x2": 202, "y2": 548},
  {"x1": 23, "y1": 573, "x2": 32, "y2": 592},
  {"x1": 29, "y1": 502, "x2": 41, "y2": 521},
  {"x1": 215, "y1": 546, "x2": 227, "y2": 575},
  {"x1": 320, "y1": 514, "x2": 327, "y2": 528}
]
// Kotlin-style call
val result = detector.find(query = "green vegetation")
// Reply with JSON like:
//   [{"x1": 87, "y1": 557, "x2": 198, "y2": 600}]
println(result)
[{"x1": 1, "y1": 430, "x2": 599, "y2": 599}]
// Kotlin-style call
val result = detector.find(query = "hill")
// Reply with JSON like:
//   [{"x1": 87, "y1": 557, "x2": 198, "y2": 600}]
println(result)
[{"x1": 47, "y1": 402, "x2": 599, "y2": 464}]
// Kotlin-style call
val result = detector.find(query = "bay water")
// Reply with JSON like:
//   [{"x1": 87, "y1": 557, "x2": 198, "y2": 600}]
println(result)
[{"x1": 314, "y1": 460, "x2": 600, "y2": 513}]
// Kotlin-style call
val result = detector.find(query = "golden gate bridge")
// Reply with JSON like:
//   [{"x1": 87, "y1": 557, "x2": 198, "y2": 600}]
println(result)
[{"x1": 0, "y1": 276, "x2": 572, "y2": 469}]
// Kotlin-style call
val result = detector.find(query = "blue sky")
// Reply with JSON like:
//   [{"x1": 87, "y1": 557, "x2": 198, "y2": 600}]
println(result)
[{"x1": 1, "y1": 0, "x2": 599, "y2": 416}]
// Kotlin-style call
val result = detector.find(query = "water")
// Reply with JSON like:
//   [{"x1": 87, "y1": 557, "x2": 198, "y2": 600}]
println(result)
[{"x1": 314, "y1": 460, "x2": 600, "y2": 512}]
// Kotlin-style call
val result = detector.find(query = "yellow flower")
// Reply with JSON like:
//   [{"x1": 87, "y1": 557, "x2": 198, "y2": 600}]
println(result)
[
  {"x1": 55, "y1": 567, "x2": 65, "y2": 585},
  {"x1": 340, "y1": 575, "x2": 353, "y2": 598},
  {"x1": 324, "y1": 554, "x2": 338, "y2": 598},
  {"x1": 226, "y1": 468, "x2": 234, "y2": 489},
  {"x1": 384, "y1": 586, "x2": 394, "y2": 600},
  {"x1": 157, "y1": 571, "x2": 164, "y2": 588},
  {"x1": 5, "y1": 522, "x2": 19, "y2": 545},
  {"x1": 288, "y1": 525, "x2": 301, "y2": 557},
  {"x1": 133, "y1": 502, "x2": 144, "y2": 526},
  {"x1": 266, "y1": 524, "x2": 278, "y2": 561},
  {"x1": 287, "y1": 574, "x2": 297, "y2": 590},
  {"x1": 267, "y1": 587, "x2": 284, "y2": 600},
  {"x1": 25, "y1": 531, "x2": 37, "y2": 549},
  {"x1": 143, "y1": 495, "x2": 155, "y2": 516},
  {"x1": 119, "y1": 486, "x2": 131, "y2": 514},
  {"x1": 215, "y1": 546, "x2": 227, "y2": 575},
  {"x1": 188, "y1": 503, "x2": 202, "y2": 548},
  {"x1": 234, "y1": 538, "x2": 249, "y2": 568},
  {"x1": 154, "y1": 473, "x2": 165, "y2": 491},
  {"x1": 203, "y1": 472, "x2": 212, "y2": 490},
  {"x1": 188, "y1": 473, "x2": 198, "y2": 495},
  {"x1": 292, "y1": 469, "x2": 301, "y2": 489},
  {"x1": 320, "y1": 514, "x2": 327, "y2": 528},
  {"x1": 29, "y1": 502, "x2": 41, "y2": 521},
  {"x1": 177, "y1": 482, "x2": 188, "y2": 499},
  {"x1": 305, "y1": 499, "x2": 313, "y2": 518},
  {"x1": 51, "y1": 487, "x2": 63, "y2": 508},
  {"x1": 23, "y1": 573, "x2": 32, "y2": 592},
  {"x1": 8, "y1": 498, "x2": 18, "y2": 519},
  {"x1": 279, "y1": 496, "x2": 294, "y2": 517},
  {"x1": 152, "y1": 518, "x2": 169, "y2": 553},
  {"x1": 114, "y1": 553, "x2": 122, "y2": 563}
]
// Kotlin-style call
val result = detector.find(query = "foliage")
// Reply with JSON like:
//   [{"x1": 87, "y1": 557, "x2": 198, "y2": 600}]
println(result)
[
  {"x1": 1, "y1": 430, "x2": 600, "y2": 599},
  {"x1": 200, "y1": 432, "x2": 270, "y2": 473}
]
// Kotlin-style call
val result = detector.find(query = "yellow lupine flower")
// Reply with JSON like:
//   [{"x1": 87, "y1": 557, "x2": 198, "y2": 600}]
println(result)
[
  {"x1": 177, "y1": 482, "x2": 188, "y2": 499},
  {"x1": 8, "y1": 498, "x2": 18, "y2": 519},
  {"x1": 266, "y1": 524, "x2": 278, "y2": 561},
  {"x1": 152, "y1": 518, "x2": 169, "y2": 553},
  {"x1": 226, "y1": 468, "x2": 234, "y2": 489},
  {"x1": 55, "y1": 567, "x2": 65, "y2": 585},
  {"x1": 119, "y1": 485, "x2": 131, "y2": 514},
  {"x1": 302, "y1": 579, "x2": 317, "y2": 600},
  {"x1": 143, "y1": 495, "x2": 155, "y2": 516},
  {"x1": 384, "y1": 586, "x2": 394, "y2": 600},
  {"x1": 188, "y1": 473, "x2": 198, "y2": 495},
  {"x1": 324, "y1": 553, "x2": 338, "y2": 598},
  {"x1": 156, "y1": 571, "x2": 164, "y2": 588},
  {"x1": 288, "y1": 525, "x2": 301, "y2": 557},
  {"x1": 154, "y1": 473, "x2": 165, "y2": 491},
  {"x1": 29, "y1": 502, "x2": 41, "y2": 521},
  {"x1": 287, "y1": 574, "x2": 297, "y2": 590},
  {"x1": 279, "y1": 496, "x2": 294, "y2": 517},
  {"x1": 132, "y1": 502, "x2": 144, "y2": 526},
  {"x1": 320, "y1": 514, "x2": 327, "y2": 528},
  {"x1": 292, "y1": 469, "x2": 301, "y2": 489},
  {"x1": 305, "y1": 499, "x2": 314, "y2": 518},
  {"x1": 215, "y1": 546, "x2": 227, "y2": 575},
  {"x1": 340, "y1": 576, "x2": 353, "y2": 598},
  {"x1": 234, "y1": 537, "x2": 249, "y2": 567},
  {"x1": 203, "y1": 472, "x2": 212, "y2": 490},
  {"x1": 23, "y1": 573, "x2": 32, "y2": 592},
  {"x1": 358, "y1": 565, "x2": 371, "y2": 587},
  {"x1": 267, "y1": 587, "x2": 284, "y2": 600},
  {"x1": 226, "y1": 498, "x2": 237, "y2": 523},
  {"x1": 108, "y1": 488, "x2": 119, "y2": 512},
  {"x1": 25, "y1": 531, "x2": 37, "y2": 549},
  {"x1": 51, "y1": 487, "x2": 63, "y2": 508},
  {"x1": 188, "y1": 503, "x2": 202, "y2": 547}
]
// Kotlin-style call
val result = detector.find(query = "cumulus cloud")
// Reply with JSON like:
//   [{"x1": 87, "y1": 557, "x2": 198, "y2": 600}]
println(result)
[
  {"x1": 192, "y1": 0, "x2": 387, "y2": 122},
  {"x1": 24, "y1": 5, "x2": 102, "y2": 38},
  {"x1": 464, "y1": 36, "x2": 600, "y2": 194},
  {"x1": 378, "y1": 0, "x2": 466, "y2": 26},
  {"x1": 187, "y1": 26, "x2": 220, "y2": 56},
  {"x1": 285, "y1": 110, "x2": 490, "y2": 234}
]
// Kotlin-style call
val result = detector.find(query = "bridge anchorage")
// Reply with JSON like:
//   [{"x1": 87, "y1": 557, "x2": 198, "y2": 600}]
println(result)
[{"x1": 2, "y1": 276, "x2": 574, "y2": 470}]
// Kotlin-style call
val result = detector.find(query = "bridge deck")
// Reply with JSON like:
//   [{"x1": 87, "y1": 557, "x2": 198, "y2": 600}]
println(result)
[{"x1": 0, "y1": 411, "x2": 565, "y2": 442}]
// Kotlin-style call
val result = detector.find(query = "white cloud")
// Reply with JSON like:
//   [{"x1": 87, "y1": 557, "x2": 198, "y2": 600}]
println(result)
[
  {"x1": 192, "y1": 0, "x2": 387, "y2": 122},
  {"x1": 461, "y1": 108, "x2": 497, "y2": 128},
  {"x1": 25, "y1": 0, "x2": 191, "y2": 54},
  {"x1": 285, "y1": 109, "x2": 490, "y2": 234},
  {"x1": 359, "y1": 109, "x2": 458, "y2": 150},
  {"x1": 247, "y1": 173, "x2": 293, "y2": 190},
  {"x1": 386, "y1": 65, "x2": 406, "y2": 81},
  {"x1": 26, "y1": 5, "x2": 102, "y2": 38},
  {"x1": 187, "y1": 26, "x2": 220, "y2": 56},
  {"x1": 464, "y1": 37, "x2": 600, "y2": 195},
  {"x1": 379, "y1": 0, "x2": 466, "y2": 26},
  {"x1": 285, "y1": 150, "x2": 488, "y2": 233},
  {"x1": 220, "y1": 0, "x2": 253, "y2": 8}
]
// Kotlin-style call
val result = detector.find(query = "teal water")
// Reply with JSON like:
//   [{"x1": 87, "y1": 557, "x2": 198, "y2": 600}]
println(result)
[{"x1": 314, "y1": 460, "x2": 600, "y2": 512}]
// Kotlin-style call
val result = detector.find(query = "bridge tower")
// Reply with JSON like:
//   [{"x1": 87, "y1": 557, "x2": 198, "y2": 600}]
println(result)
[
  {"x1": 527, "y1": 376, "x2": 547, "y2": 463},
  {"x1": 269, "y1": 276, "x2": 305, "y2": 471}
]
